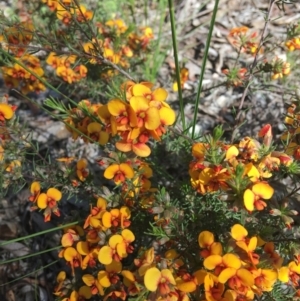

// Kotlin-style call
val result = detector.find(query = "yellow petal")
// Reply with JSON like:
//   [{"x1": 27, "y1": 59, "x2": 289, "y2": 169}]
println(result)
[
  {"x1": 153, "y1": 88, "x2": 168, "y2": 101},
  {"x1": 121, "y1": 229, "x2": 135, "y2": 242},
  {"x1": 57, "y1": 271, "x2": 66, "y2": 282},
  {"x1": 115, "y1": 141, "x2": 132, "y2": 153},
  {"x1": 106, "y1": 260, "x2": 122, "y2": 273},
  {"x1": 116, "y1": 242, "x2": 127, "y2": 258},
  {"x1": 244, "y1": 189, "x2": 255, "y2": 211},
  {"x1": 176, "y1": 279, "x2": 196, "y2": 293},
  {"x1": 198, "y1": 231, "x2": 214, "y2": 248},
  {"x1": 107, "y1": 99, "x2": 127, "y2": 116},
  {"x1": 102, "y1": 212, "x2": 112, "y2": 228},
  {"x1": 87, "y1": 122, "x2": 102, "y2": 133},
  {"x1": 211, "y1": 242, "x2": 223, "y2": 255},
  {"x1": 61, "y1": 233, "x2": 74, "y2": 247},
  {"x1": 82, "y1": 274, "x2": 95, "y2": 286},
  {"x1": 64, "y1": 247, "x2": 77, "y2": 261},
  {"x1": 77, "y1": 158, "x2": 87, "y2": 169},
  {"x1": 144, "y1": 267, "x2": 161, "y2": 291},
  {"x1": 193, "y1": 269, "x2": 207, "y2": 286},
  {"x1": 77, "y1": 241, "x2": 89, "y2": 255},
  {"x1": 236, "y1": 268, "x2": 254, "y2": 287},
  {"x1": 122, "y1": 270, "x2": 135, "y2": 282},
  {"x1": 30, "y1": 181, "x2": 40, "y2": 194},
  {"x1": 278, "y1": 266, "x2": 289, "y2": 282},
  {"x1": 132, "y1": 83, "x2": 151, "y2": 96},
  {"x1": 132, "y1": 142, "x2": 151, "y2": 157},
  {"x1": 159, "y1": 107, "x2": 176, "y2": 125},
  {"x1": 289, "y1": 261, "x2": 300, "y2": 274},
  {"x1": 231, "y1": 224, "x2": 248, "y2": 241},
  {"x1": 37, "y1": 193, "x2": 47, "y2": 209},
  {"x1": 98, "y1": 270, "x2": 111, "y2": 287},
  {"x1": 145, "y1": 107, "x2": 160, "y2": 130},
  {"x1": 119, "y1": 163, "x2": 134, "y2": 178},
  {"x1": 252, "y1": 182, "x2": 274, "y2": 199},
  {"x1": 226, "y1": 145, "x2": 239, "y2": 161},
  {"x1": 0, "y1": 103, "x2": 14, "y2": 119},
  {"x1": 204, "y1": 255, "x2": 223, "y2": 270},
  {"x1": 109, "y1": 234, "x2": 124, "y2": 248},
  {"x1": 79, "y1": 285, "x2": 92, "y2": 299},
  {"x1": 104, "y1": 164, "x2": 119, "y2": 179},
  {"x1": 161, "y1": 269, "x2": 176, "y2": 285},
  {"x1": 218, "y1": 267, "x2": 237, "y2": 283},
  {"x1": 223, "y1": 253, "x2": 241, "y2": 269},
  {"x1": 47, "y1": 188, "x2": 62, "y2": 201},
  {"x1": 98, "y1": 246, "x2": 113, "y2": 265},
  {"x1": 130, "y1": 96, "x2": 149, "y2": 112}
]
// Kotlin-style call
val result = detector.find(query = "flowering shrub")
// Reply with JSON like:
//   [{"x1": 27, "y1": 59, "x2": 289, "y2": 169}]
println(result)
[{"x1": 1, "y1": 1, "x2": 300, "y2": 301}]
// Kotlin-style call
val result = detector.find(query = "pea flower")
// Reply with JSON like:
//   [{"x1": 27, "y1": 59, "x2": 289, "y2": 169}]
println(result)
[
  {"x1": 243, "y1": 182, "x2": 274, "y2": 212},
  {"x1": 37, "y1": 187, "x2": 62, "y2": 221}
]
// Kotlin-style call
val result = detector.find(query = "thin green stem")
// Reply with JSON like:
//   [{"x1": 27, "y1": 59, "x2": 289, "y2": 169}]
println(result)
[
  {"x1": 191, "y1": 0, "x2": 220, "y2": 139},
  {"x1": 0, "y1": 260, "x2": 59, "y2": 286},
  {"x1": 168, "y1": 0, "x2": 185, "y2": 131},
  {"x1": 0, "y1": 246, "x2": 62, "y2": 265},
  {"x1": 0, "y1": 221, "x2": 78, "y2": 246}
]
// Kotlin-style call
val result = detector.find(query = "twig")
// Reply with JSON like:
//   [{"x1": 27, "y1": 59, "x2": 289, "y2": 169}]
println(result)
[{"x1": 231, "y1": 0, "x2": 277, "y2": 143}]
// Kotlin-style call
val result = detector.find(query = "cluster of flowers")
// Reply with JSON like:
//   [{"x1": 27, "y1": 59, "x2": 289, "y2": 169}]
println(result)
[
  {"x1": 2, "y1": 53, "x2": 46, "y2": 94},
  {"x1": 29, "y1": 182, "x2": 62, "y2": 221},
  {"x1": 285, "y1": 22, "x2": 300, "y2": 51},
  {"x1": 64, "y1": 81, "x2": 176, "y2": 157},
  {"x1": 42, "y1": 0, "x2": 93, "y2": 25},
  {"x1": 196, "y1": 224, "x2": 300, "y2": 300},
  {"x1": 28, "y1": 154, "x2": 154, "y2": 299},
  {"x1": 283, "y1": 99, "x2": 300, "y2": 160},
  {"x1": 83, "y1": 18, "x2": 154, "y2": 79},
  {"x1": 46, "y1": 52, "x2": 87, "y2": 84},
  {"x1": 0, "y1": 21, "x2": 46, "y2": 94},
  {"x1": 0, "y1": 97, "x2": 21, "y2": 173},
  {"x1": 189, "y1": 124, "x2": 298, "y2": 226},
  {"x1": 42, "y1": 0, "x2": 154, "y2": 81},
  {"x1": 52, "y1": 219, "x2": 300, "y2": 300},
  {"x1": 223, "y1": 26, "x2": 292, "y2": 86}
]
